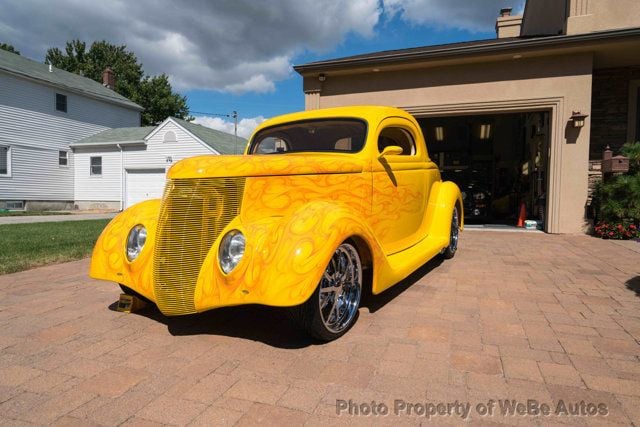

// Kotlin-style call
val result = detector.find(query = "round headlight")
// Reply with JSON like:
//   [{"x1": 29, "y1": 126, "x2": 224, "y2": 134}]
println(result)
[
  {"x1": 126, "y1": 224, "x2": 147, "y2": 261},
  {"x1": 219, "y1": 230, "x2": 245, "y2": 274}
]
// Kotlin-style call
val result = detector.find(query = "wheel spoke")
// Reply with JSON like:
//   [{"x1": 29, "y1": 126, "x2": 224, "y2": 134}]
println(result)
[
  {"x1": 317, "y1": 243, "x2": 362, "y2": 335},
  {"x1": 320, "y1": 285, "x2": 340, "y2": 294}
]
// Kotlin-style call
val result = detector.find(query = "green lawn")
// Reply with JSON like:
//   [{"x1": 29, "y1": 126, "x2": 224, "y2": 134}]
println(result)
[
  {"x1": 0, "y1": 219, "x2": 110, "y2": 274},
  {"x1": 0, "y1": 210, "x2": 71, "y2": 216}
]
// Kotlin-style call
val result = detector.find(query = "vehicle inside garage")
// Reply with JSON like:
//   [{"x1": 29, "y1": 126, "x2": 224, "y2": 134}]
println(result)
[{"x1": 417, "y1": 111, "x2": 550, "y2": 230}]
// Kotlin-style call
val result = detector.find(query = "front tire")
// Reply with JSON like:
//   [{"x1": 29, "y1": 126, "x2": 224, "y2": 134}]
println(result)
[
  {"x1": 441, "y1": 206, "x2": 460, "y2": 259},
  {"x1": 290, "y1": 241, "x2": 362, "y2": 341}
]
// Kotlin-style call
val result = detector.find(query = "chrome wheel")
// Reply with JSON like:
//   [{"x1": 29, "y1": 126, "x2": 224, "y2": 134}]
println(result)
[
  {"x1": 450, "y1": 207, "x2": 459, "y2": 252},
  {"x1": 318, "y1": 243, "x2": 362, "y2": 334},
  {"x1": 441, "y1": 206, "x2": 459, "y2": 259}
]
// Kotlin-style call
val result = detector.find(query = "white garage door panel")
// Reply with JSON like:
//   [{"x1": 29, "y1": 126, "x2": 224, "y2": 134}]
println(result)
[{"x1": 126, "y1": 169, "x2": 166, "y2": 208}]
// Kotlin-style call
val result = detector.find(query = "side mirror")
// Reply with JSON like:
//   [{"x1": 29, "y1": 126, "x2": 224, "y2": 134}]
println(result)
[{"x1": 378, "y1": 145, "x2": 403, "y2": 158}]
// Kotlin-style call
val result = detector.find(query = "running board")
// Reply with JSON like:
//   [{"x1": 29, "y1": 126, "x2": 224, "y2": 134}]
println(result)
[{"x1": 373, "y1": 235, "x2": 449, "y2": 294}]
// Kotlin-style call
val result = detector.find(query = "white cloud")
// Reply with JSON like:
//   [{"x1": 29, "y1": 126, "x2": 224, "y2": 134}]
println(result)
[
  {"x1": 383, "y1": 0, "x2": 525, "y2": 32},
  {"x1": 1, "y1": 0, "x2": 524, "y2": 94},
  {"x1": 193, "y1": 115, "x2": 266, "y2": 139},
  {"x1": 0, "y1": 0, "x2": 380, "y2": 93}
]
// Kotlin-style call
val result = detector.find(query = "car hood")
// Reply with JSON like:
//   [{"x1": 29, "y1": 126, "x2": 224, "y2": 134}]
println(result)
[{"x1": 167, "y1": 154, "x2": 365, "y2": 179}]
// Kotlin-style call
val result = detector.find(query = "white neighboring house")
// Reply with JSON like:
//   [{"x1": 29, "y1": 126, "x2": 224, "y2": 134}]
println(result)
[
  {"x1": 0, "y1": 48, "x2": 142, "y2": 210},
  {"x1": 71, "y1": 117, "x2": 243, "y2": 209}
]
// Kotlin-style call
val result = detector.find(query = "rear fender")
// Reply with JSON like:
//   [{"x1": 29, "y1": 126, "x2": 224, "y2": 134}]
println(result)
[{"x1": 424, "y1": 181, "x2": 464, "y2": 243}]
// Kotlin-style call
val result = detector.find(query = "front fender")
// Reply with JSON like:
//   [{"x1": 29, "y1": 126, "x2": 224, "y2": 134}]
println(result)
[
  {"x1": 194, "y1": 201, "x2": 386, "y2": 311},
  {"x1": 89, "y1": 199, "x2": 161, "y2": 301}
]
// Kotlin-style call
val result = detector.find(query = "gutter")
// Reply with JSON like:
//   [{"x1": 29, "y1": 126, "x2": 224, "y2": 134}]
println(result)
[
  {"x1": 294, "y1": 27, "x2": 640, "y2": 73},
  {"x1": 69, "y1": 140, "x2": 146, "y2": 148}
]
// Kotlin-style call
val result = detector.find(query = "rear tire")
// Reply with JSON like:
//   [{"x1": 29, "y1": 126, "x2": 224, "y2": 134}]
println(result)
[
  {"x1": 441, "y1": 206, "x2": 460, "y2": 259},
  {"x1": 289, "y1": 242, "x2": 362, "y2": 341}
]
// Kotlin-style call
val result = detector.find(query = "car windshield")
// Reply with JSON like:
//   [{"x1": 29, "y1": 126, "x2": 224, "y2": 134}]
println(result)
[{"x1": 249, "y1": 119, "x2": 367, "y2": 154}]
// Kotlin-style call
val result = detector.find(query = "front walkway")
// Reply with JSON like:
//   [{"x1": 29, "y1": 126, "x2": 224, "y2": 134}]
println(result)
[
  {"x1": 0, "y1": 212, "x2": 117, "y2": 225},
  {"x1": 0, "y1": 232, "x2": 638, "y2": 425}
]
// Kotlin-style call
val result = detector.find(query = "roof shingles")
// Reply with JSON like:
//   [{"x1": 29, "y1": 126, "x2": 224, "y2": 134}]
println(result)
[
  {"x1": 73, "y1": 118, "x2": 244, "y2": 155},
  {"x1": 0, "y1": 49, "x2": 142, "y2": 110}
]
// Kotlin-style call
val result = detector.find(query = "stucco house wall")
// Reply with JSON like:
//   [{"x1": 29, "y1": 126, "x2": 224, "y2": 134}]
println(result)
[{"x1": 308, "y1": 53, "x2": 594, "y2": 234}]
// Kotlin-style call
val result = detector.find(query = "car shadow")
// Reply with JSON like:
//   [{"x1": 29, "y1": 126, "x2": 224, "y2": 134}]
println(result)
[
  {"x1": 626, "y1": 276, "x2": 640, "y2": 296},
  {"x1": 361, "y1": 256, "x2": 444, "y2": 313},
  {"x1": 109, "y1": 256, "x2": 445, "y2": 348}
]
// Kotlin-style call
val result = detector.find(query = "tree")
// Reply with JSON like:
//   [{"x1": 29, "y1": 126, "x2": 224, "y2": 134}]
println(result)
[
  {"x1": 1, "y1": 43, "x2": 20, "y2": 55},
  {"x1": 45, "y1": 40, "x2": 190, "y2": 125}
]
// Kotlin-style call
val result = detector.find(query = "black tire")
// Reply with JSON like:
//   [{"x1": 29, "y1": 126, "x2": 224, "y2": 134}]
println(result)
[
  {"x1": 441, "y1": 206, "x2": 460, "y2": 259},
  {"x1": 288, "y1": 242, "x2": 362, "y2": 341}
]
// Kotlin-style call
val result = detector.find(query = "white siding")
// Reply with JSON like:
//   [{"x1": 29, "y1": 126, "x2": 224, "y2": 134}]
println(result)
[
  {"x1": 74, "y1": 120, "x2": 217, "y2": 205},
  {"x1": 73, "y1": 146, "x2": 122, "y2": 202},
  {"x1": 0, "y1": 145, "x2": 74, "y2": 200},
  {"x1": 0, "y1": 72, "x2": 140, "y2": 201},
  {"x1": 124, "y1": 121, "x2": 215, "y2": 169}
]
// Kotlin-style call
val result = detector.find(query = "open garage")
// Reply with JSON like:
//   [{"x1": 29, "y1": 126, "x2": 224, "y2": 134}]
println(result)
[{"x1": 417, "y1": 111, "x2": 550, "y2": 230}]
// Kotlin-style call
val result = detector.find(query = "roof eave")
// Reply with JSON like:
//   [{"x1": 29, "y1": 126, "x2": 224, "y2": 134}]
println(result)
[{"x1": 293, "y1": 27, "x2": 640, "y2": 74}]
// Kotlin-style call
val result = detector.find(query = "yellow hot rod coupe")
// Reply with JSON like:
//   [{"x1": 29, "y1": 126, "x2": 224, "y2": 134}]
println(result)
[{"x1": 90, "y1": 106, "x2": 463, "y2": 341}]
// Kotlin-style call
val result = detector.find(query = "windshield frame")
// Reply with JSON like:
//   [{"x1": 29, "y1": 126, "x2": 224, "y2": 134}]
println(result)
[{"x1": 247, "y1": 117, "x2": 369, "y2": 155}]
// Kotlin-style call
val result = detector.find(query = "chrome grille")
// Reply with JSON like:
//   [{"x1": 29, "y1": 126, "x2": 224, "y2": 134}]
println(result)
[{"x1": 153, "y1": 177, "x2": 245, "y2": 315}]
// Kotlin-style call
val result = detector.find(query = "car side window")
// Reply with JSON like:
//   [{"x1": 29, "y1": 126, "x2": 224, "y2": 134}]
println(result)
[{"x1": 378, "y1": 127, "x2": 416, "y2": 155}]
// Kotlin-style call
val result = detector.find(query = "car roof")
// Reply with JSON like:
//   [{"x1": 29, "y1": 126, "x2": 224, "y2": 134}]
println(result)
[{"x1": 252, "y1": 105, "x2": 415, "y2": 136}]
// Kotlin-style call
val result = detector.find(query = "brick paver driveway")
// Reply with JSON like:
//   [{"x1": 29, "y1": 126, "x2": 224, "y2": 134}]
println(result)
[{"x1": 0, "y1": 232, "x2": 639, "y2": 426}]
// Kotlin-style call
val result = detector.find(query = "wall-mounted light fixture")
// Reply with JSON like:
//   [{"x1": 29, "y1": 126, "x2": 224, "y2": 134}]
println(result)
[
  {"x1": 165, "y1": 156, "x2": 173, "y2": 163},
  {"x1": 479, "y1": 123, "x2": 491, "y2": 140},
  {"x1": 318, "y1": 73, "x2": 326, "y2": 82},
  {"x1": 570, "y1": 111, "x2": 588, "y2": 128},
  {"x1": 434, "y1": 126, "x2": 444, "y2": 142}
]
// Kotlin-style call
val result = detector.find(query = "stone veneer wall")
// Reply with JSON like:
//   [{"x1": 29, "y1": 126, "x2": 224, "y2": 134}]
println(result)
[{"x1": 590, "y1": 67, "x2": 640, "y2": 159}]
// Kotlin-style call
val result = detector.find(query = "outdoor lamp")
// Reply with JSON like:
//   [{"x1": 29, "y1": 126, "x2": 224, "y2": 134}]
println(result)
[
  {"x1": 318, "y1": 73, "x2": 326, "y2": 82},
  {"x1": 434, "y1": 126, "x2": 444, "y2": 142},
  {"x1": 570, "y1": 111, "x2": 588, "y2": 128}
]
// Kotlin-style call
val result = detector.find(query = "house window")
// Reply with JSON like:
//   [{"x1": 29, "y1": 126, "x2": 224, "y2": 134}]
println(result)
[
  {"x1": 0, "y1": 145, "x2": 10, "y2": 176},
  {"x1": 56, "y1": 93, "x2": 67, "y2": 112},
  {"x1": 90, "y1": 156, "x2": 102, "y2": 176},
  {"x1": 5, "y1": 201, "x2": 23, "y2": 210},
  {"x1": 378, "y1": 127, "x2": 416, "y2": 155},
  {"x1": 59, "y1": 150, "x2": 68, "y2": 166}
]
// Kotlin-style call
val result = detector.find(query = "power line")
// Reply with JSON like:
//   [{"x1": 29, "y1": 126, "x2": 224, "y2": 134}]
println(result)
[{"x1": 190, "y1": 110, "x2": 236, "y2": 117}]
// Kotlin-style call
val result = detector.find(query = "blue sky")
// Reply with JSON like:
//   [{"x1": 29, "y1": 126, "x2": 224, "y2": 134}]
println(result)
[
  {"x1": 186, "y1": 20, "x2": 503, "y2": 120},
  {"x1": 1, "y1": 0, "x2": 525, "y2": 136}
]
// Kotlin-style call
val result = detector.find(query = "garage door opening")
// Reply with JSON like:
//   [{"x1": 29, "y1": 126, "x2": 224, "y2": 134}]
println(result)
[
  {"x1": 125, "y1": 168, "x2": 167, "y2": 209},
  {"x1": 417, "y1": 111, "x2": 550, "y2": 231}
]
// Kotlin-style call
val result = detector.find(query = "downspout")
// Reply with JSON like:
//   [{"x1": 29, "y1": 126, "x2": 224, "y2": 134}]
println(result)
[{"x1": 117, "y1": 144, "x2": 124, "y2": 211}]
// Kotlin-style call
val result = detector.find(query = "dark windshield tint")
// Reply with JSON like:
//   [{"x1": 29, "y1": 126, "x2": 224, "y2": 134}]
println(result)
[{"x1": 249, "y1": 119, "x2": 366, "y2": 154}]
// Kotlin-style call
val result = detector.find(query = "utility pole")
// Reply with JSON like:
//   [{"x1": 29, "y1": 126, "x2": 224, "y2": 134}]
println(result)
[{"x1": 232, "y1": 111, "x2": 238, "y2": 154}]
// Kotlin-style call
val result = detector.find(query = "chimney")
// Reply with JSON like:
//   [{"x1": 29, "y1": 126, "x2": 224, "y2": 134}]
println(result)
[
  {"x1": 102, "y1": 67, "x2": 115, "y2": 89},
  {"x1": 495, "y1": 7, "x2": 523, "y2": 38}
]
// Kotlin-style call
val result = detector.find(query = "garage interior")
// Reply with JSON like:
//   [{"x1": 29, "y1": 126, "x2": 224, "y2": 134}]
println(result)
[{"x1": 417, "y1": 111, "x2": 550, "y2": 231}]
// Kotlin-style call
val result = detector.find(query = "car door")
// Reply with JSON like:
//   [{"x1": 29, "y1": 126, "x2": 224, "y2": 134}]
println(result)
[{"x1": 371, "y1": 117, "x2": 438, "y2": 254}]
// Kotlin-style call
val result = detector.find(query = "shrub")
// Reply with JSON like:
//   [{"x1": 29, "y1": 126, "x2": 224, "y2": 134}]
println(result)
[
  {"x1": 594, "y1": 222, "x2": 639, "y2": 240},
  {"x1": 592, "y1": 142, "x2": 640, "y2": 239}
]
